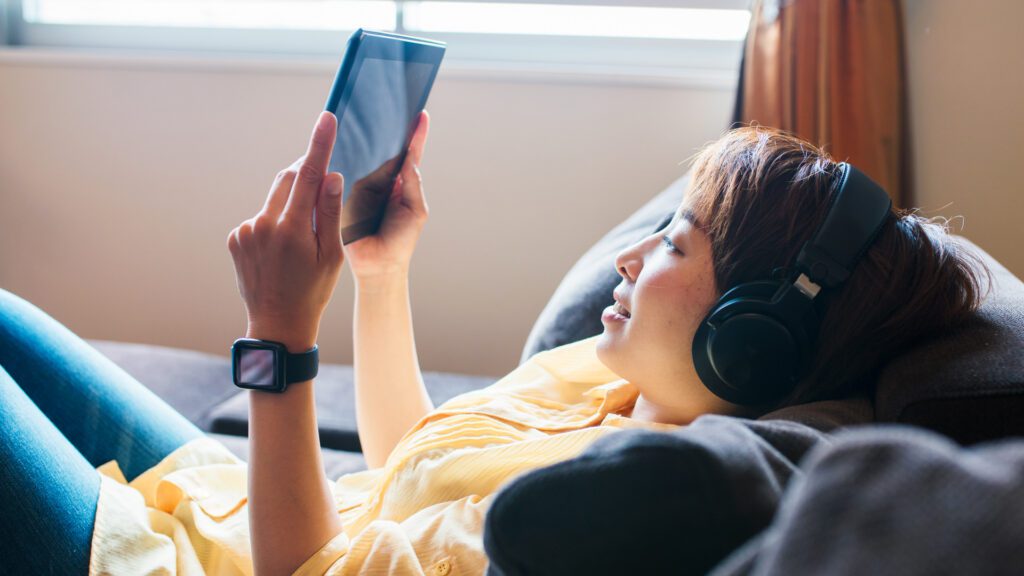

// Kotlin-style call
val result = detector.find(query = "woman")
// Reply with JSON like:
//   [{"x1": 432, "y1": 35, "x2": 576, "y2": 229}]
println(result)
[{"x1": 0, "y1": 110, "x2": 987, "y2": 575}]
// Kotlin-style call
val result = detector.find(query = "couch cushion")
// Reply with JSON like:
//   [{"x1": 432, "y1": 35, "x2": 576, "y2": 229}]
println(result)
[
  {"x1": 205, "y1": 432, "x2": 368, "y2": 479},
  {"x1": 88, "y1": 339, "x2": 242, "y2": 430},
  {"x1": 758, "y1": 395, "x2": 874, "y2": 431},
  {"x1": 519, "y1": 172, "x2": 690, "y2": 363},
  {"x1": 207, "y1": 364, "x2": 495, "y2": 452}
]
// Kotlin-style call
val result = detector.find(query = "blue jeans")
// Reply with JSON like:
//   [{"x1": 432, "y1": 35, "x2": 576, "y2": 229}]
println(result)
[{"x1": 0, "y1": 288, "x2": 206, "y2": 575}]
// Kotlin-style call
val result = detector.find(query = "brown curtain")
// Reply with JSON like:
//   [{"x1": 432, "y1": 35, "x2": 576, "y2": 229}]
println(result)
[{"x1": 737, "y1": 0, "x2": 911, "y2": 207}]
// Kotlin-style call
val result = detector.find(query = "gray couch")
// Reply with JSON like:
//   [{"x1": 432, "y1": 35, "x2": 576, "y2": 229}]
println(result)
[
  {"x1": 85, "y1": 340, "x2": 493, "y2": 479},
  {"x1": 88, "y1": 171, "x2": 1024, "y2": 482}
]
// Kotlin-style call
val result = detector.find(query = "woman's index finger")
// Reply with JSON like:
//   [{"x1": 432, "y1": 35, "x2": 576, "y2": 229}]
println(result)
[
  {"x1": 305, "y1": 111, "x2": 338, "y2": 169},
  {"x1": 283, "y1": 111, "x2": 338, "y2": 220}
]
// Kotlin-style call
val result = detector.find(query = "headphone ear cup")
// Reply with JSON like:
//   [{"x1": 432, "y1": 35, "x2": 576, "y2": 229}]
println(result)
[{"x1": 692, "y1": 281, "x2": 809, "y2": 406}]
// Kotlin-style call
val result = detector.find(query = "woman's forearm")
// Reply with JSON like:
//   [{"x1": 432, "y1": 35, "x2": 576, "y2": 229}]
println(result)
[
  {"x1": 248, "y1": 335, "x2": 344, "y2": 575},
  {"x1": 227, "y1": 110, "x2": 350, "y2": 575},
  {"x1": 354, "y1": 272, "x2": 434, "y2": 469}
]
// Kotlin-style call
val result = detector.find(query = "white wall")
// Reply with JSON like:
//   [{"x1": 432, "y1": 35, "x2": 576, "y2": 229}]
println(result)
[
  {"x1": 0, "y1": 51, "x2": 732, "y2": 376},
  {"x1": 2, "y1": 0, "x2": 1022, "y2": 376}
]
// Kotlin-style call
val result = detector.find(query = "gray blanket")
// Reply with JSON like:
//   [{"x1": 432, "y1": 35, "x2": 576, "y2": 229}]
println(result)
[
  {"x1": 712, "y1": 426, "x2": 1024, "y2": 576},
  {"x1": 484, "y1": 415, "x2": 831, "y2": 575}
]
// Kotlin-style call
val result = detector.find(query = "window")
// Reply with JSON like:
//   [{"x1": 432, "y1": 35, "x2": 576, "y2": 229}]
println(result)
[
  {"x1": 404, "y1": 2, "x2": 748, "y2": 41},
  {"x1": 21, "y1": 1, "x2": 398, "y2": 30},
  {"x1": 3, "y1": 0, "x2": 750, "y2": 81}
]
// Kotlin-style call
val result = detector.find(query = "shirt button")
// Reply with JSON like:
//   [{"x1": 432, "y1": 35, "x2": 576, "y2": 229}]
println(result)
[{"x1": 433, "y1": 558, "x2": 452, "y2": 576}]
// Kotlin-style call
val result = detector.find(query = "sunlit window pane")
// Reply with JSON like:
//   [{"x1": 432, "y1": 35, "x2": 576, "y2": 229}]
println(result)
[
  {"x1": 403, "y1": 2, "x2": 750, "y2": 40},
  {"x1": 23, "y1": 0, "x2": 397, "y2": 30}
]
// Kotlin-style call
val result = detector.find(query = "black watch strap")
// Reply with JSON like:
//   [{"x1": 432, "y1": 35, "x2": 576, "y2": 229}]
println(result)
[
  {"x1": 286, "y1": 345, "x2": 319, "y2": 384},
  {"x1": 232, "y1": 338, "x2": 319, "y2": 393}
]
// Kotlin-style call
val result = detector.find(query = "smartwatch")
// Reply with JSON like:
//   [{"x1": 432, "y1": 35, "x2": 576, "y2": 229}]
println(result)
[{"x1": 231, "y1": 338, "x2": 319, "y2": 393}]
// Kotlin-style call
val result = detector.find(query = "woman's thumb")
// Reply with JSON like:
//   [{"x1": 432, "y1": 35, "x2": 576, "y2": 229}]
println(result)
[{"x1": 317, "y1": 172, "x2": 344, "y2": 244}]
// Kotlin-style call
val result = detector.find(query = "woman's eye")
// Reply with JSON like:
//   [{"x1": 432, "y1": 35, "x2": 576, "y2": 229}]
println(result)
[{"x1": 661, "y1": 234, "x2": 682, "y2": 255}]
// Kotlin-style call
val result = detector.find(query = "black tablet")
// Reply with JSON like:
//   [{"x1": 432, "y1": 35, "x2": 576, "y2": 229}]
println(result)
[{"x1": 324, "y1": 28, "x2": 446, "y2": 245}]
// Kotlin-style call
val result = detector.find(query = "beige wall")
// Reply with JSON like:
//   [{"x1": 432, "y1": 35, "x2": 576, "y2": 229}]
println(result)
[
  {"x1": 2, "y1": 0, "x2": 1021, "y2": 376},
  {"x1": 904, "y1": 0, "x2": 1024, "y2": 275},
  {"x1": 0, "y1": 51, "x2": 732, "y2": 376}
]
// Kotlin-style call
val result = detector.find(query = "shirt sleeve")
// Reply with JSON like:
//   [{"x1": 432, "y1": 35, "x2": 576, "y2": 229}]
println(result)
[{"x1": 291, "y1": 531, "x2": 352, "y2": 576}]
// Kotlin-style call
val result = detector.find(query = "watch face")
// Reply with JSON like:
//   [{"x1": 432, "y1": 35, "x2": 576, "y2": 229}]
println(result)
[
  {"x1": 238, "y1": 347, "x2": 275, "y2": 386},
  {"x1": 232, "y1": 339, "x2": 286, "y2": 392}
]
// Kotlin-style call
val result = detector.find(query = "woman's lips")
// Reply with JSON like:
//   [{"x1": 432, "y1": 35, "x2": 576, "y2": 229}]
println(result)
[{"x1": 602, "y1": 304, "x2": 630, "y2": 323}]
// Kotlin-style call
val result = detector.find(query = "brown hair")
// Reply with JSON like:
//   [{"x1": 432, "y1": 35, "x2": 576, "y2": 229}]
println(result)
[{"x1": 685, "y1": 126, "x2": 991, "y2": 406}]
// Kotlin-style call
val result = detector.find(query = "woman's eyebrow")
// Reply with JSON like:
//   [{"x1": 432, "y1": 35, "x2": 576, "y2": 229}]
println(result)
[
  {"x1": 675, "y1": 208, "x2": 698, "y2": 226},
  {"x1": 670, "y1": 209, "x2": 703, "y2": 247}
]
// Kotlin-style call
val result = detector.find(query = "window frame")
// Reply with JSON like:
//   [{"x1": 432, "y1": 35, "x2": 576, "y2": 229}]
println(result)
[{"x1": 0, "y1": 0, "x2": 748, "y2": 86}]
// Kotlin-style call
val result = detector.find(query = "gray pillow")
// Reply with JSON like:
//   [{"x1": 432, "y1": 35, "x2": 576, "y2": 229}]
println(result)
[
  {"x1": 520, "y1": 172, "x2": 690, "y2": 363},
  {"x1": 873, "y1": 237, "x2": 1024, "y2": 443}
]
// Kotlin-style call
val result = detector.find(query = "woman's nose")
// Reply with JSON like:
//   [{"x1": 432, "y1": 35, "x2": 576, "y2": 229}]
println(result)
[{"x1": 614, "y1": 241, "x2": 643, "y2": 283}]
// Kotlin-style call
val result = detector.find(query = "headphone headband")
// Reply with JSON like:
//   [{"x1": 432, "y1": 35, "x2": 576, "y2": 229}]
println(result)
[{"x1": 796, "y1": 163, "x2": 893, "y2": 288}]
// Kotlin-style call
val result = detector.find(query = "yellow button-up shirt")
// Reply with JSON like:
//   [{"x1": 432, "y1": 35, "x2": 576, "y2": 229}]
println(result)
[{"x1": 88, "y1": 336, "x2": 680, "y2": 575}]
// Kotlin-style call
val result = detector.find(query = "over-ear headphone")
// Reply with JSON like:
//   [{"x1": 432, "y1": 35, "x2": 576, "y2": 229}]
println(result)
[{"x1": 691, "y1": 162, "x2": 892, "y2": 406}]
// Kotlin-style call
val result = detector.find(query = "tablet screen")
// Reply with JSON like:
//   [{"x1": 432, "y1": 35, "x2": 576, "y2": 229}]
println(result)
[{"x1": 329, "y1": 56, "x2": 437, "y2": 242}]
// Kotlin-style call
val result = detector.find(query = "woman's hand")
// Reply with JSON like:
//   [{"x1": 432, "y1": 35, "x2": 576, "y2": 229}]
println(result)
[
  {"x1": 343, "y1": 110, "x2": 430, "y2": 285},
  {"x1": 227, "y1": 111, "x2": 345, "y2": 352}
]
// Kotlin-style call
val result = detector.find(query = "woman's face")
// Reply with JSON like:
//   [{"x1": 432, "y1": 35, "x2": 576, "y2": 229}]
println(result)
[{"x1": 596, "y1": 205, "x2": 738, "y2": 423}]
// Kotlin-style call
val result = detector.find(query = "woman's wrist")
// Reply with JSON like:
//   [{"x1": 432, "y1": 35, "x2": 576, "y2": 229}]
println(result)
[
  {"x1": 354, "y1": 269, "x2": 409, "y2": 294},
  {"x1": 245, "y1": 322, "x2": 318, "y2": 353}
]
